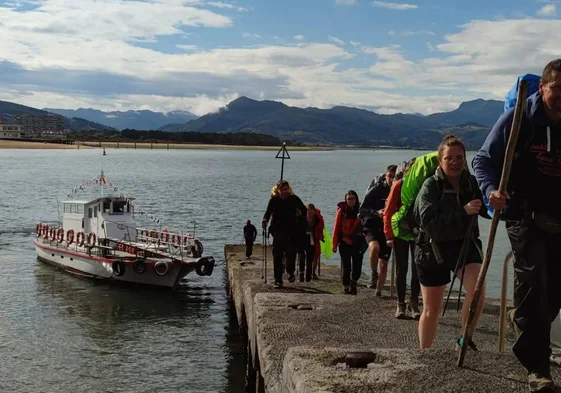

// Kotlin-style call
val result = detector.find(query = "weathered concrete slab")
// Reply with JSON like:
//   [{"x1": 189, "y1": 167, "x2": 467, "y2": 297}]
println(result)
[{"x1": 224, "y1": 244, "x2": 552, "y2": 393}]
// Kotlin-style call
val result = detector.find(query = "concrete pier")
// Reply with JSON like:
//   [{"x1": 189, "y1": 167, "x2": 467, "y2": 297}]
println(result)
[{"x1": 225, "y1": 244, "x2": 561, "y2": 392}]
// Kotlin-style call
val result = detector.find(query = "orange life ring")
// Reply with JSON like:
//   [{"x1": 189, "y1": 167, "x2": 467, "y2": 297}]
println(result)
[
  {"x1": 66, "y1": 229, "x2": 75, "y2": 245},
  {"x1": 57, "y1": 228, "x2": 64, "y2": 243},
  {"x1": 171, "y1": 233, "x2": 180, "y2": 248},
  {"x1": 42, "y1": 223, "x2": 49, "y2": 238},
  {"x1": 87, "y1": 232, "x2": 97, "y2": 246},
  {"x1": 161, "y1": 228, "x2": 169, "y2": 243},
  {"x1": 36, "y1": 223, "x2": 42, "y2": 237},
  {"x1": 76, "y1": 231, "x2": 85, "y2": 247}
]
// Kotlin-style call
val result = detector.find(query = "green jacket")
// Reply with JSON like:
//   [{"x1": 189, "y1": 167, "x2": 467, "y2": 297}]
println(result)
[
  {"x1": 391, "y1": 151, "x2": 439, "y2": 241},
  {"x1": 413, "y1": 167, "x2": 489, "y2": 265}
]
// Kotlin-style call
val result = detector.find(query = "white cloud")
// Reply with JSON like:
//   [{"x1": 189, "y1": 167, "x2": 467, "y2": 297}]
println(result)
[
  {"x1": 176, "y1": 44, "x2": 198, "y2": 51},
  {"x1": 328, "y1": 35, "x2": 346, "y2": 45},
  {"x1": 336, "y1": 0, "x2": 357, "y2": 5},
  {"x1": 372, "y1": 1, "x2": 418, "y2": 10},
  {"x1": 207, "y1": 1, "x2": 248, "y2": 12},
  {"x1": 537, "y1": 4, "x2": 556, "y2": 16},
  {"x1": 242, "y1": 32, "x2": 261, "y2": 39},
  {"x1": 350, "y1": 41, "x2": 361, "y2": 46},
  {"x1": 388, "y1": 29, "x2": 434, "y2": 36},
  {"x1": 294, "y1": 34, "x2": 304, "y2": 41}
]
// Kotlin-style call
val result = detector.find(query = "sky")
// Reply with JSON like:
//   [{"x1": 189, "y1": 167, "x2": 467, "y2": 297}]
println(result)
[{"x1": 0, "y1": 0, "x2": 560, "y2": 116}]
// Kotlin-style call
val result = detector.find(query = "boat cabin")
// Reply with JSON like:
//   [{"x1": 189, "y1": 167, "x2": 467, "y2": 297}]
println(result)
[{"x1": 61, "y1": 195, "x2": 137, "y2": 242}]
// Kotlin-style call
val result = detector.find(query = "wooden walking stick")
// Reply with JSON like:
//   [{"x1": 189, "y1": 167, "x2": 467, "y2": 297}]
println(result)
[{"x1": 457, "y1": 79, "x2": 528, "y2": 367}]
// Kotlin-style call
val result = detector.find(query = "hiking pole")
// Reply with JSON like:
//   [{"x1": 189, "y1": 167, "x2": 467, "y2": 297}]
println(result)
[
  {"x1": 442, "y1": 216, "x2": 476, "y2": 317},
  {"x1": 264, "y1": 229, "x2": 268, "y2": 283},
  {"x1": 457, "y1": 79, "x2": 528, "y2": 367},
  {"x1": 261, "y1": 228, "x2": 266, "y2": 281}
]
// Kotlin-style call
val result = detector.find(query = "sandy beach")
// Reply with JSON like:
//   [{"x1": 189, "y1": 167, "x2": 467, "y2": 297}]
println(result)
[{"x1": 0, "y1": 139, "x2": 332, "y2": 151}]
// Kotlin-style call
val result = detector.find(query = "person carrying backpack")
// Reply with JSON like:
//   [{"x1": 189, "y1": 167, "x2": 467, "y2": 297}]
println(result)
[
  {"x1": 473, "y1": 59, "x2": 561, "y2": 393},
  {"x1": 383, "y1": 158, "x2": 421, "y2": 320},
  {"x1": 361, "y1": 165, "x2": 397, "y2": 295},
  {"x1": 332, "y1": 190, "x2": 365, "y2": 295},
  {"x1": 413, "y1": 135, "x2": 489, "y2": 351}
]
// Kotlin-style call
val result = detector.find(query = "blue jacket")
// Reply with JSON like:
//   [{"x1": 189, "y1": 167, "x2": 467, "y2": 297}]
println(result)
[{"x1": 473, "y1": 91, "x2": 561, "y2": 216}]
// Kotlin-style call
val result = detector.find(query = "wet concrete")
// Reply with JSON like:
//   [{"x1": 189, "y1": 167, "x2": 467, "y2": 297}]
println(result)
[{"x1": 225, "y1": 244, "x2": 561, "y2": 393}]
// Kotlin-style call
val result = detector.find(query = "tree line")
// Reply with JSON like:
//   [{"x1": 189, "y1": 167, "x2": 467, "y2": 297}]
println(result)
[{"x1": 70, "y1": 129, "x2": 297, "y2": 146}]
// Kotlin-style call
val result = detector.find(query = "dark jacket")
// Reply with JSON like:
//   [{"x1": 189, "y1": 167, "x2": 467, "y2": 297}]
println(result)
[
  {"x1": 360, "y1": 174, "x2": 390, "y2": 227},
  {"x1": 263, "y1": 194, "x2": 307, "y2": 236},
  {"x1": 413, "y1": 167, "x2": 490, "y2": 266},
  {"x1": 244, "y1": 224, "x2": 257, "y2": 242},
  {"x1": 473, "y1": 91, "x2": 561, "y2": 219}
]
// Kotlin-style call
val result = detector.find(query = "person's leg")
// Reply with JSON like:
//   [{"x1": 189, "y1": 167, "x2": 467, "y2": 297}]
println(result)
[
  {"x1": 416, "y1": 264, "x2": 449, "y2": 348},
  {"x1": 246, "y1": 240, "x2": 253, "y2": 258},
  {"x1": 350, "y1": 243, "x2": 364, "y2": 295},
  {"x1": 408, "y1": 240, "x2": 421, "y2": 319},
  {"x1": 285, "y1": 240, "x2": 297, "y2": 283},
  {"x1": 298, "y1": 248, "x2": 306, "y2": 282},
  {"x1": 457, "y1": 262, "x2": 486, "y2": 338},
  {"x1": 393, "y1": 237, "x2": 409, "y2": 317},
  {"x1": 339, "y1": 242, "x2": 352, "y2": 292},
  {"x1": 306, "y1": 244, "x2": 315, "y2": 282},
  {"x1": 366, "y1": 231, "x2": 380, "y2": 288},
  {"x1": 272, "y1": 236, "x2": 284, "y2": 285}
]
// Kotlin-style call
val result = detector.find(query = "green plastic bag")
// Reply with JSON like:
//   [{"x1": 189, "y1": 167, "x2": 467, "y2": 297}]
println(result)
[{"x1": 320, "y1": 227, "x2": 333, "y2": 259}]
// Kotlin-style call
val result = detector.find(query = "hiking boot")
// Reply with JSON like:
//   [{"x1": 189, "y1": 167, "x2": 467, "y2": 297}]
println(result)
[
  {"x1": 395, "y1": 302, "x2": 407, "y2": 319},
  {"x1": 455, "y1": 336, "x2": 478, "y2": 351},
  {"x1": 288, "y1": 274, "x2": 295, "y2": 283},
  {"x1": 528, "y1": 371, "x2": 555, "y2": 392},
  {"x1": 344, "y1": 286, "x2": 351, "y2": 294},
  {"x1": 409, "y1": 300, "x2": 421, "y2": 320},
  {"x1": 350, "y1": 280, "x2": 358, "y2": 295},
  {"x1": 273, "y1": 282, "x2": 282, "y2": 289},
  {"x1": 367, "y1": 272, "x2": 378, "y2": 289},
  {"x1": 312, "y1": 273, "x2": 319, "y2": 280},
  {"x1": 299, "y1": 272, "x2": 304, "y2": 282},
  {"x1": 508, "y1": 309, "x2": 521, "y2": 340},
  {"x1": 375, "y1": 291, "x2": 382, "y2": 297}
]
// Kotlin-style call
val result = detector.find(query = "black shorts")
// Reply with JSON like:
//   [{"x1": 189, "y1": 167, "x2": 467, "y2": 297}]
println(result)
[
  {"x1": 363, "y1": 226, "x2": 391, "y2": 261},
  {"x1": 415, "y1": 238, "x2": 483, "y2": 287}
]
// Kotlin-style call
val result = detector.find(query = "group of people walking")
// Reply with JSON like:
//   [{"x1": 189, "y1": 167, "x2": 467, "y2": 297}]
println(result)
[{"x1": 248, "y1": 59, "x2": 561, "y2": 393}]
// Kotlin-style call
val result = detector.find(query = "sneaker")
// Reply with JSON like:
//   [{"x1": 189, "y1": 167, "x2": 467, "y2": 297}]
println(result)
[
  {"x1": 528, "y1": 371, "x2": 555, "y2": 392},
  {"x1": 312, "y1": 273, "x2": 319, "y2": 280},
  {"x1": 273, "y1": 282, "x2": 282, "y2": 289},
  {"x1": 344, "y1": 286, "x2": 351, "y2": 294},
  {"x1": 375, "y1": 291, "x2": 382, "y2": 297},
  {"x1": 455, "y1": 336, "x2": 478, "y2": 351},
  {"x1": 395, "y1": 302, "x2": 407, "y2": 319},
  {"x1": 409, "y1": 300, "x2": 421, "y2": 320},
  {"x1": 288, "y1": 274, "x2": 295, "y2": 283},
  {"x1": 508, "y1": 309, "x2": 521, "y2": 340},
  {"x1": 367, "y1": 272, "x2": 378, "y2": 289},
  {"x1": 299, "y1": 272, "x2": 304, "y2": 282},
  {"x1": 350, "y1": 285, "x2": 357, "y2": 295}
]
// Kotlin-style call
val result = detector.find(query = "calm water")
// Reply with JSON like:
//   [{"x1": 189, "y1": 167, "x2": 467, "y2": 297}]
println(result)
[{"x1": 0, "y1": 148, "x2": 512, "y2": 392}]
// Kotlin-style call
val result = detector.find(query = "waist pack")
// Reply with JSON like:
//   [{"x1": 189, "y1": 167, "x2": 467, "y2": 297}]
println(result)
[{"x1": 533, "y1": 213, "x2": 561, "y2": 234}]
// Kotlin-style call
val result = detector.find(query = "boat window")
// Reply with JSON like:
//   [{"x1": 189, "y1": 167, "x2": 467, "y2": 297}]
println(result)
[
  {"x1": 77, "y1": 205, "x2": 84, "y2": 214},
  {"x1": 103, "y1": 199, "x2": 111, "y2": 213},
  {"x1": 94, "y1": 206, "x2": 98, "y2": 217},
  {"x1": 113, "y1": 200, "x2": 126, "y2": 213},
  {"x1": 88, "y1": 208, "x2": 93, "y2": 218},
  {"x1": 71, "y1": 204, "x2": 77, "y2": 214},
  {"x1": 63, "y1": 204, "x2": 69, "y2": 213}
]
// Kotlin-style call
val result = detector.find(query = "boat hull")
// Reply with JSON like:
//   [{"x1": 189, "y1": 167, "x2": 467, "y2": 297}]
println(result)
[{"x1": 34, "y1": 240, "x2": 186, "y2": 288}]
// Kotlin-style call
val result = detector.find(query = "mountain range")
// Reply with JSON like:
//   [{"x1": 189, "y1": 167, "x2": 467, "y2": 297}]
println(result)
[
  {"x1": 44, "y1": 108, "x2": 197, "y2": 131},
  {"x1": 0, "y1": 101, "x2": 113, "y2": 131},
  {"x1": 158, "y1": 96, "x2": 504, "y2": 149}
]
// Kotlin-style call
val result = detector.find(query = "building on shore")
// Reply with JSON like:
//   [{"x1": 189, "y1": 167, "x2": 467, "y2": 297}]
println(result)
[
  {"x1": 0, "y1": 124, "x2": 22, "y2": 139},
  {"x1": 15, "y1": 113, "x2": 65, "y2": 136}
]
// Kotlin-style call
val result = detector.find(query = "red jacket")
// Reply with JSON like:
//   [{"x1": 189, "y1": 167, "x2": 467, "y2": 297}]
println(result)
[
  {"x1": 383, "y1": 179, "x2": 402, "y2": 240},
  {"x1": 332, "y1": 202, "x2": 361, "y2": 246}
]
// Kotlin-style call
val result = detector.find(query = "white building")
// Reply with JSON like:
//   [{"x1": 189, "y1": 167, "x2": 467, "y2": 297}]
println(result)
[{"x1": 0, "y1": 124, "x2": 22, "y2": 139}]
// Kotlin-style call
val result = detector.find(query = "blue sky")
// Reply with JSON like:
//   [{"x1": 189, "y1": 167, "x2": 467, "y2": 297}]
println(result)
[{"x1": 0, "y1": 0, "x2": 559, "y2": 115}]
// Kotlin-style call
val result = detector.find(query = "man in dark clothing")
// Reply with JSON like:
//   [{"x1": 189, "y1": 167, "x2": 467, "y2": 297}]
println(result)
[
  {"x1": 360, "y1": 165, "x2": 397, "y2": 294},
  {"x1": 243, "y1": 220, "x2": 257, "y2": 259},
  {"x1": 262, "y1": 180, "x2": 307, "y2": 288},
  {"x1": 473, "y1": 59, "x2": 561, "y2": 392}
]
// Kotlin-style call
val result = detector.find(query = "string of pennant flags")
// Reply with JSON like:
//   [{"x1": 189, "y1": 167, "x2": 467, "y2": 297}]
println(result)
[{"x1": 65, "y1": 173, "x2": 163, "y2": 225}]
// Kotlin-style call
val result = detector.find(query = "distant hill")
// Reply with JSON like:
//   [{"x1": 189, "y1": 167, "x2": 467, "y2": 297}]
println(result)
[
  {"x1": 159, "y1": 96, "x2": 504, "y2": 149},
  {"x1": 0, "y1": 101, "x2": 114, "y2": 131},
  {"x1": 45, "y1": 108, "x2": 197, "y2": 131}
]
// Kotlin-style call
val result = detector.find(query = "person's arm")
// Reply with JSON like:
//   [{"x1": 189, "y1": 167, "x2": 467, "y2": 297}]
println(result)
[
  {"x1": 472, "y1": 110, "x2": 513, "y2": 200},
  {"x1": 332, "y1": 208, "x2": 342, "y2": 251},
  {"x1": 293, "y1": 195, "x2": 307, "y2": 217},
  {"x1": 415, "y1": 178, "x2": 468, "y2": 242},
  {"x1": 252, "y1": 226, "x2": 257, "y2": 241},
  {"x1": 383, "y1": 180, "x2": 401, "y2": 240},
  {"x1": 262, "y1": 197, "x2": 275, "y2": 228}
]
